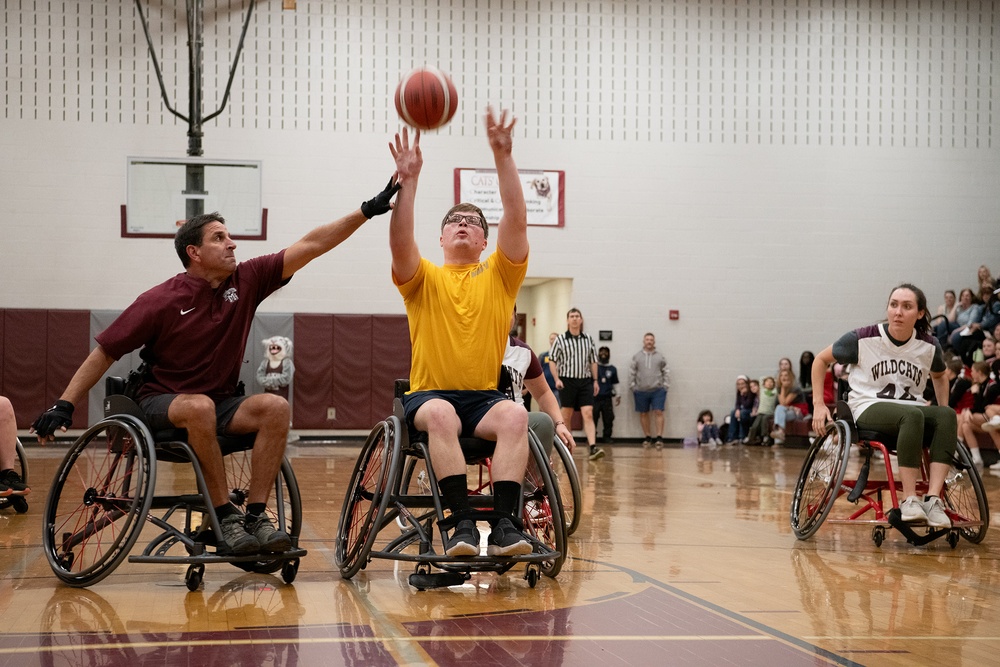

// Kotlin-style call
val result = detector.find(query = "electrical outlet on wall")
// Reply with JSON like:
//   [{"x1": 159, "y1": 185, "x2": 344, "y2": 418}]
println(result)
[{"x1": 327, "y1": 407, "x2": 336, "y2": 420}]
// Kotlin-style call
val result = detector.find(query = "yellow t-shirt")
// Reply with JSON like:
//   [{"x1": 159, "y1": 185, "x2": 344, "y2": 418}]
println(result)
[{"x1": 396, "y1": 249, "x2": 528, "y2": 392}]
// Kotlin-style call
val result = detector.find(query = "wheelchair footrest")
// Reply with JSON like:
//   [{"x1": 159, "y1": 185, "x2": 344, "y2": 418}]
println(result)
[
  {"x1": 129, "y1": 547, "x2": 307, "y2": 565},
  {"x1": 408, "y1": 571, "x2": 470, "y2": 590},
  {"x1": 886, "y1": 508, "x2": 951, "y2": 546}
]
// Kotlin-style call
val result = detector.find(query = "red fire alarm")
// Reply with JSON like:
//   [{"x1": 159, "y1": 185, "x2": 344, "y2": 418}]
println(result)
[{"x1": 669, "y1": 310, "x2": 680, "y2": 321}]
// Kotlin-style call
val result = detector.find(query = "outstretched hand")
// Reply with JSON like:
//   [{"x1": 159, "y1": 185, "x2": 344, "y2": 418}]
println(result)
[
  {"x1": 485, "y1": 106, "x2": 516, "y2": 156},
  {"x1": 389, "y1": 127, "x2": 422, "y2": 184},
  {"x1": 361, "y1": 177, "x2": 401, "y2": 219}
]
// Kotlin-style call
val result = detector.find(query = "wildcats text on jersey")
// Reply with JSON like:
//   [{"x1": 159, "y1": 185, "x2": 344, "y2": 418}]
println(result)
[{"x1": 870, "y1": 358, "x2": 923, "y2": 388}]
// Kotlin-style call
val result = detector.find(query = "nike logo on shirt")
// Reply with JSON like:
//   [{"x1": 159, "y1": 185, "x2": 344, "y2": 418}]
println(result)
[{"x1": 180, "y1": 307, "x2": 196, "y2": 315}]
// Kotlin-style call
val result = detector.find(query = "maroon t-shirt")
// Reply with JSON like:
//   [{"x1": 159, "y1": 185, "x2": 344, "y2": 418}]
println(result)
[{"x1": 96, "y1": 251, "x2": 287, "y2": 401}]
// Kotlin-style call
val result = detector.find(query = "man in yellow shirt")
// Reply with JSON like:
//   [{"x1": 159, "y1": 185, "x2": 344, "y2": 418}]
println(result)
[{"x1": 388, "y1": 108, "x2": 530, "y2": 557}]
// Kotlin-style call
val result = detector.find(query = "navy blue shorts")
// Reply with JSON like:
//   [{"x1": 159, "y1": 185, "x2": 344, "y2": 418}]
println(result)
[
  {"x1": 401, "y1": 390, "x2": 508, "y2": 440},
  {"x1": 633, "y1": 387, "x2": 667, "y2": 413}
]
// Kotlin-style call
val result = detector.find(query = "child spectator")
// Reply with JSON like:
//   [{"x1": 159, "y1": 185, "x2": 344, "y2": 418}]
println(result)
[
  {"x1": 727, "y1": 375, "x2": 754, "y2": 443},
  {"x1": 946, "y1": 356, "x2": 974, "y2": 413},
  {"x1": 697, "y1": 410, "x2": 722, "y2": 446},
  {"x1": 747, "y1": 376, "x2": 777, "y2": 445}
]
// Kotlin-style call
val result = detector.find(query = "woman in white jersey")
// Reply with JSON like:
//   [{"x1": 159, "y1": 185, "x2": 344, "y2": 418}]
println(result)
[{"x1": 810, "y1": 283, "x2": 956, "y2": 528}]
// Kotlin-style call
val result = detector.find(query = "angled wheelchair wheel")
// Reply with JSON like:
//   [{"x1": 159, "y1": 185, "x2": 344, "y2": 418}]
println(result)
[
  {"x1": 790, "y1": 421, "x2": 850, "y2": 540},
  {"x1": 225, "y1": 452, "x2": 303, "y2": 574},
  {"x1": 43, "y1": 417, "x2": 155, "y2": 586},
  {"x1": 335, "y1": 418, "x2": 398, "y2": 579},
  {"x1": 0, "y1": 438, "x2": 29, "y2": 513},
  {"x1": 523, "y1": 433, "x2": 566, "y2": 578},
  {"x1": 549, "y1": 437, "x2": 581, "y2": 537},
  {"x1": 942, "y1": 442, "x2": 989, "y2": 544}
]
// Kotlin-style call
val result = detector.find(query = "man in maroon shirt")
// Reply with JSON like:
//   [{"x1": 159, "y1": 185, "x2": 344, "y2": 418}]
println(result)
[{"x1": 32, "y1": 179, "x2": 398, "y2": 555}]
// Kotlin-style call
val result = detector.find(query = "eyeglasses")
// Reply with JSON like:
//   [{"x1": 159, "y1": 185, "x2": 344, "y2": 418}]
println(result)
[{"x1": 444, "y1": 213, "x2": 485, "y2": 231}]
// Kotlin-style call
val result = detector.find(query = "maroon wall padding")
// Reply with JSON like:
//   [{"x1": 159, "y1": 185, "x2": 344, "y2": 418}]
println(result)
[
  {"x1": 292, "y1": 314, "x2": 335, "y2": 429},
  {"x1": 47, "y1": 310, "x2": 91, "y2": 429},
  {"x1": 332, "y1": 315, "x2": 373, "y2": 429},
  {"x1": 3, "y1": 310, "x2": 49, "y2": 428},
  {"x1": 0, "y1": 311, "x2": 4, "y2": 395},
  {"x1": 1, "y1": 309, "x2": 91, "y2": 428},
  {"x1": 370, "y1": 315, "x2": 411, "y2": 421}
]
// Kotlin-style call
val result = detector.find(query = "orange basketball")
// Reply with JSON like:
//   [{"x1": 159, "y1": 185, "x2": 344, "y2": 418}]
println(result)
[{"x1": 394, "y1": 67, "x2": 458, "y2": 131}]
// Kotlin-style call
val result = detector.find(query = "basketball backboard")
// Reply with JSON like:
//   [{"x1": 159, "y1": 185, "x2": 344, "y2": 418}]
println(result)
[{"x1": 123, "y1": 157, "x2": 265, "y2": 239}]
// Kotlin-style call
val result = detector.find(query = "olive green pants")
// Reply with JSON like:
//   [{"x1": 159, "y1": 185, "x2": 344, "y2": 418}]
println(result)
[{"x1": 855, "y1": 402, "x2": 957, "y2": 468}]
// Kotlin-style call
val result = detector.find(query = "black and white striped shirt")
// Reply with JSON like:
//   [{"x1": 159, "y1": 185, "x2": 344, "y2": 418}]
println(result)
[{"x1": 551, "y1": 331, "x2": 597, "y2": 379}]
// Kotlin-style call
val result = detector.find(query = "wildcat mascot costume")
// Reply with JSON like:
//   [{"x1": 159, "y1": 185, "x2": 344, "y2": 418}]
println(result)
[{"x1": 256, "y1": 336, "x2": 294, "y2": 399}]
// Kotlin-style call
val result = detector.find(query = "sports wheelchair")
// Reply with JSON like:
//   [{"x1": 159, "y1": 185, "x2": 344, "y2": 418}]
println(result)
[
  {"x1": 791, "y1": 401, "x2": 989, "y2": 548},
  {"x1": 42, "y1": 376, "x2": 306, "y2": 590},
  {"x1": 334, "y1": 381, "x2": 566, "y2": 590},
  {"x1": 0, "y1": 437, "x2": 29, "y2": 513}
]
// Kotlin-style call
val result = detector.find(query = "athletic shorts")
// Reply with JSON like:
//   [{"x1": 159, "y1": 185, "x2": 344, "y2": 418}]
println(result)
[
  {"x1": 401, "y1": 389, "x2": 509, "y2": 441},
  {"x1": 633, "y1": 387, "x2": 667, "y2": 413},
  {"x1": 139, "y1": 394, "x2": 247, "y2": 434},
  {"x1": 559, "y1": 377, "x2": 595, "y2": 410}
]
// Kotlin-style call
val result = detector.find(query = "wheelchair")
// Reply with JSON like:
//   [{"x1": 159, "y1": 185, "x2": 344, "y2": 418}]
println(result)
[
  {"x1": 42, "y1": 376, "x2": 306, "y2": 590},
  {"x1": 0, "y1": 437, "x2": 29, "y2": 513},
  {"x1": 335, "y1": 381, "x2": 566, "y2": 590},
  {"x1": 547, "y1": 433, "x2": 581, "y2": 537},
  {"x1": 791, "y1": 401, "x2": 989, "y2": 548}
]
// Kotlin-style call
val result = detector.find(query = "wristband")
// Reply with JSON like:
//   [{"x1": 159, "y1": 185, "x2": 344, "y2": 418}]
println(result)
[{"x1": 555, "y1": 421, "x2": 565, "y2": 426}]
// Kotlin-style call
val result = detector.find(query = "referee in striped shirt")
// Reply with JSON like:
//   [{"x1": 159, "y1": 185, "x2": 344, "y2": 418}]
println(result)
[{"x1": 548, "y1": 308, "x2": 605, "y2": 460}]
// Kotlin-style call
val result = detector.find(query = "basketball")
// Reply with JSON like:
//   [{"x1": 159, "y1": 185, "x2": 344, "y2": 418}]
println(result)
[{"x1": 394, "y1": 67, "x2": 458, "y2": 131}]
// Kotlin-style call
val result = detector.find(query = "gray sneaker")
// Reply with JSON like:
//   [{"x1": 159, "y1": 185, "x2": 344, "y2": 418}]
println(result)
[
  {"x1": 922, "y1": 496, "x2": 952, "y2": 528},
  {"x1": 899, "y1": 495, "x2": 927, "y2": 523},
  {"x1": 218, "y1": 511, "x2": 260, "y2": 555},
  {"x1": 245, "y1": 513, "x2": 292, "y2": 553}
]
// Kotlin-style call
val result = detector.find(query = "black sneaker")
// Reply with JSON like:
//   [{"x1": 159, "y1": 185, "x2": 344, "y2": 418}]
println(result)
[
  {"x1": 0, "y1": 481, "x2": 11, "y2": 498},
  {"x1": 445, "y1": 519, "x2": 480, "y2": 557},
  {"x1": 245, "y1": 513, "x2": 292, "y2": 553},
  {"x1": 1, "y1": 470, "x2": 29, "y2": 496},
  {"x1": 654, "y1": 438, "x2": 663, "y2": 450},
  {"x1": 588, "y1": 446, "x2": 606, "y2": 461},
  {"x1": 217, "y1": 511, "x2": 260, "y2": 555},
  {"x1": 487, "y1": 517, "x2": 532, "y2": 557}
]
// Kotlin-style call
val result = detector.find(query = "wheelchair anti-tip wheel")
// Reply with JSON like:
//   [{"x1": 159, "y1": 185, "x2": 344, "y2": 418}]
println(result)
[
  {"x1": 43, "y1": 417, "x2": 155, "y2": 586},
  {"x1": 790, "y1": 421, "x2": 850, "y2": 540},
  {"x1": 335, "y1": 419, "x2": 398, "y2": 579}
]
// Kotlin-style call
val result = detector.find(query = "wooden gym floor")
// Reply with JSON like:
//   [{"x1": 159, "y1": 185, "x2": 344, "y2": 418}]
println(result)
[{"x1": 2, "y1": 439, "x2": 999, "y2": 666}]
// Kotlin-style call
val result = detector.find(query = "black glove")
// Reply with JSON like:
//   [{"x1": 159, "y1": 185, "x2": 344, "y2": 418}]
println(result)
[
  {"x1": 361, "y1": 178, "x2": 402, "y2": 219},
  {"x1": 31, "y1": 399, "x2": 75, "y2": 437}
]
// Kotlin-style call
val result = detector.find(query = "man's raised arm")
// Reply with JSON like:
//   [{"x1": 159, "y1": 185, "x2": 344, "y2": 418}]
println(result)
[
  {"x1": 388, "y1": 128, "x2": 423, "y2": 284},
  {"x1": 488, "y1": 108, "x2": 528, "y2": 265}
]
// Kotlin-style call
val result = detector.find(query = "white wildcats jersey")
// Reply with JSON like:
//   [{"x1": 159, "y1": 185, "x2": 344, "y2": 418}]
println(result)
[{"x1": 841, "y1": 323, "x2": 938, "y2": 419}]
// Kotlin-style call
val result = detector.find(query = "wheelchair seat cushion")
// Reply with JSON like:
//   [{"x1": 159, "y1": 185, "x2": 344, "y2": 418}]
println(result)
[
  {"x1": 153, "y1": 429, "x2": 258, "y2": 462},
  {"x1": 408, "y1": 431, "x2": 497, "y2": 464}
]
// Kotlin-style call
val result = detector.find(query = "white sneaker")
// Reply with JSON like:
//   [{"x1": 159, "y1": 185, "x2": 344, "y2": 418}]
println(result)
[
  {"x1": 921, "y1": 496, "x2": 951, "y2": 528},
  {"x1": 712, "y1": 438, "x2": 723, "y2": 446},
  {"x1": 899, "y1": 495, "x2": 927, "y2": 523},
  {"x1": 970, "y1": 449, "x2": 985, "y2": 468},
  {"x1": 989, "y1": 460, "x2": 1000, "y2": 471},
  {"x1": 981, "y1": 415, "x2": 1000, "y2": 432}
]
